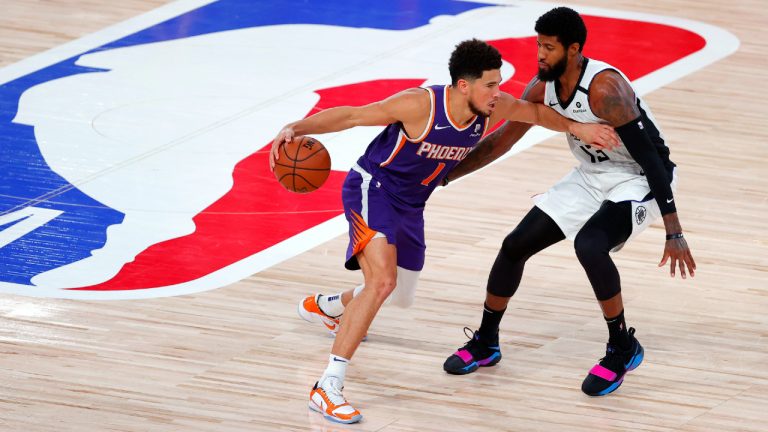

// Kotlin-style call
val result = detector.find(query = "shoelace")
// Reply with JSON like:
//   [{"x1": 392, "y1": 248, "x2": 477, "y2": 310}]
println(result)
[
  {"x1": 599, "y1": 345, "x2": 626, "y2": 373},
  {"x1": 599, "y1": 327, "x2": 637, "y2": 372},
  {"x1": 459, "y1": 326, "x2": 487, "y2": 354},
  {"x1": 320, "y1": 377, "x2": 347, "y2": 406},
  {"x1": 461, "y1": 326, "x2": 478, "y2": 346}
]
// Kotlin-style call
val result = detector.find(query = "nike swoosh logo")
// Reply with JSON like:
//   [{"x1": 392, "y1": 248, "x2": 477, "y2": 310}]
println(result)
[
  {"x1": 434, "y1": 124, "x2": 452, "y2": 130},
  {"x1": 666, "y1": 198, "x2": 674, "y2": 203},
  {"x1": 332, "y1": 357, "x2": 347, "y2": 363},
  {"x1": 548, "y1": 101, "x2": 559, "y2": 107}
]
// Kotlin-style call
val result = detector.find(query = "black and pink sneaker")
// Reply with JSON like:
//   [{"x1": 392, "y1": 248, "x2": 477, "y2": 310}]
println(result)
[
  {"x1": 582, "y1": 327, "x2": 644, "y2": 396},
  {"x1": 443, "y1": 327, "x2": 502, "y2": 375}
]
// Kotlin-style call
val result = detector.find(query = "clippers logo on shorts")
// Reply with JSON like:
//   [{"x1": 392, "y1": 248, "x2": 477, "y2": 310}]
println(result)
[
  {"x1": 635, "y1": 206, "x2": 648, "y2": 225},
  {"x1": 0, "y1": 0, "x2": 738, "y2": 299}
]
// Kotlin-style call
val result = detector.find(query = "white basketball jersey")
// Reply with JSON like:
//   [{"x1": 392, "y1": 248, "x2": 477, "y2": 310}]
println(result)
[{"x1": 544, "y1": 58, "x2": 669, "y2": 174}]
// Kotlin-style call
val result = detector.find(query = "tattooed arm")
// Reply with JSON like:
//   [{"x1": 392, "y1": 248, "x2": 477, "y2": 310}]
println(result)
[
  {"x1": 590, "y1": 70, "x2": 696, "y2": 278},
  {"x1": 442, "y1": 78, "x2": 543, "y2": 185}
]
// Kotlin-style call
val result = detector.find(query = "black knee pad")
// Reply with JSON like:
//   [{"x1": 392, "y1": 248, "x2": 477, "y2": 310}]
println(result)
[
  {"x1": 574, "y1": 228, "x2": 621, "y2": 301},
  {"x1": 574, "y1": 232, "x2": 602, "y2": 263},
  {"x1": 499, "y1": 229, "x2": 528, "y2": 262},
  {"x1": 487, "y1": 279, "x2": 517, "y2": 297},
  {"x1": 487, "y1": 231, "x2": 528, "y2": 298},
  {"x1": 486, "y1": 207, "x2": 566, "y2": 299}
]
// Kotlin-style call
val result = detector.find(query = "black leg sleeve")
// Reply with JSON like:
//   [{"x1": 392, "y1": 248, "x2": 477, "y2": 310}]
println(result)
[
  {"x1": 574, "y1": 201, "x2": 633, "y2": 301},
  {"x1": 487, "y1": 206, "x2": 565, "y2": 297}
]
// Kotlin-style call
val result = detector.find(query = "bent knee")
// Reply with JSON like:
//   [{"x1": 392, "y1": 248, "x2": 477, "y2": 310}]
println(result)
[
  {"x1": 500, "y1": 230, "x2": 531, "y2": 262},
  {"x1": 574, "y1": 232, "x2": 605, "y2": 262},
  {"x1": 369, "y1": 277, "x2": 397, "y2": 304}
]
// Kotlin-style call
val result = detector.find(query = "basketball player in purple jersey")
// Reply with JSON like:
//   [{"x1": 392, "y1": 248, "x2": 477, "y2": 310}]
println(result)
[
  {"x1": 270, "y1": 39, "x2": 617, "y2": 424},
  {"x1": 441, "y1": 9, "x2": 696, "y2": 397}
]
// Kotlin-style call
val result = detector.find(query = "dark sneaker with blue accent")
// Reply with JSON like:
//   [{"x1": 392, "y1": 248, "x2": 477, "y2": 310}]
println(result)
[
  {"x1": 443, "y1": 327, "x2": 502, "y2": 375},
  {"x1": 581, "y1": 327, "x2": 644, "y2": 396}
]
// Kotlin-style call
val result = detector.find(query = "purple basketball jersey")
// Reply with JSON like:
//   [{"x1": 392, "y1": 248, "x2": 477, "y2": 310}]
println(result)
[{"x1": 355, "y1": 85, "x2": 489, "y2": 207}]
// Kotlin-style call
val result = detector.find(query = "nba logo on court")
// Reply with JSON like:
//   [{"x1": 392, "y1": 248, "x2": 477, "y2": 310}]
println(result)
[{"x1": 0, "y1": 0, "x2": 738, "y2": 299}]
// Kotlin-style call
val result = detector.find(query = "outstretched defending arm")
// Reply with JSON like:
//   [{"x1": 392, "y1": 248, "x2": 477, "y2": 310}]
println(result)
[
  {"x1": 589, "y1": 70, "x2": 696, "y2": 278},
  {"x1": 442, "y1": 78, "x2": 542, "y2": 185},
  {"x1": 442, "y1": 77, "x2": 618, "y2": 186},
  {"x1": 494, "y1": 89, "x2": 619, "y2": 149}
]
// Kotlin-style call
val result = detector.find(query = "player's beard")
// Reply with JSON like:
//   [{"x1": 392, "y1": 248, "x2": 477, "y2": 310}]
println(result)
[
  {"x1": 469, "y1": 100, "x2": 490, "y2": 118},
  {"x1": 538, "y1": 54, "x2": 567, "y2": 82}
]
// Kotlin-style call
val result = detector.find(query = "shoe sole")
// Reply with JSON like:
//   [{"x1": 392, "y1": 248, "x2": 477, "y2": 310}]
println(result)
[
  {"x1": 586, "y1": 344, "x2": 645, "y2": 397},
  {"x1": 308, "y1": 401, "x2": 363, "y2": 424},
  {"x1": 626, "y1": 344, "x2": 644, "y2": 371},
  {"x1": 445, "y1": 352, "x2": 501, "y2": 375}
]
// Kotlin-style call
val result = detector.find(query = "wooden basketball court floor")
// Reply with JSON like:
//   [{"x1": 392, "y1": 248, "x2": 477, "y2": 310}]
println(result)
[{"x1": 0, "y1": 1, "x2": 766, "y2": 431}]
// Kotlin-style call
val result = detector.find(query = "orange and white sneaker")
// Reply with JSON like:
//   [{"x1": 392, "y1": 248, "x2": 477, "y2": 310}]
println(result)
[
  {"x1": 298, "y1": 294, "x2": 340, "y2": 334},
  {"x1": 309, "y1": 376, "x2": 362, "y2": 424}
]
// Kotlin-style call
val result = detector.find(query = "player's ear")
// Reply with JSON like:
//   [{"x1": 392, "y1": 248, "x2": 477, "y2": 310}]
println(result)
[
  {"x1": 567, "y1": 42, "x2": 581, "y2": 58},
  {"x1": 456, "y1": 78, "x2": 470, "y2": 94}
]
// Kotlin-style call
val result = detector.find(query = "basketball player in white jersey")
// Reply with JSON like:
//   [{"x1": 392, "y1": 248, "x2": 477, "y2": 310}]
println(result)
[{"x1": 441, "y1": 7, "x2": 696, "y2": 396}]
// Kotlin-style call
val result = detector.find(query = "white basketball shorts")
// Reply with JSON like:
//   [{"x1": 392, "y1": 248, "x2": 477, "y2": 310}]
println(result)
[{"x1": 533, "y1": 165, "x2": 677, "y2": 251}]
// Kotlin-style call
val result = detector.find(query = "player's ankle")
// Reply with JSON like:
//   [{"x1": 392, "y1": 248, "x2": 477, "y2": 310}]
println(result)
[
  {"x1": 318, "y1": 293, "x2": 345, "y2": 317},
  {"x1": 322, "y1": 354, "x2": 349, "y2": 383}
]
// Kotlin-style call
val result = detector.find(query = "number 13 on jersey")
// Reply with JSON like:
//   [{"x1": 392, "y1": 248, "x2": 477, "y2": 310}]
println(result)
[{"x1": 580, "y1": 144, "x2": 610, "y2": 163}]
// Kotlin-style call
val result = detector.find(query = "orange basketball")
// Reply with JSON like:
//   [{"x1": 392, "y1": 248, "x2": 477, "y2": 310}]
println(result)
[{"x1": 273, "y1": 136, "x2": 331, "y2": 193}]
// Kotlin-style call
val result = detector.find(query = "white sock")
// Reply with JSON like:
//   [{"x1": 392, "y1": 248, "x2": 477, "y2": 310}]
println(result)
[
  {"x1": 321, "y1": 354, "x2": 349, "y2": 384},
  {"x1": 318, "y1": 284, "x2": 364, "y2": 317},
  {"x1": 318, "y1": 292, "x2": 345, "y2": 317}
]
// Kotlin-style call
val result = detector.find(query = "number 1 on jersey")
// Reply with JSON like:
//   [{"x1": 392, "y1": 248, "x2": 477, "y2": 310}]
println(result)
[{"x1": 421, "y1": 163, "x2": 446, "y2": 186}]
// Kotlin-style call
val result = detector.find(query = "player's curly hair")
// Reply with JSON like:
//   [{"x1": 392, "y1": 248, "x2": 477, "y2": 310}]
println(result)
[
  {"x1": 535, "y1": 7, "x2": 587, "y2": 52},
  {"x1": 448, "y1": 39, "x2": 502, "y2": 85}
]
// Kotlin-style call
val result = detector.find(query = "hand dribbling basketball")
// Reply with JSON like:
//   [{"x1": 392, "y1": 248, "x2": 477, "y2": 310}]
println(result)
[{"x1": 271, "y1": 135, "x2": 331, "y2": 193}]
